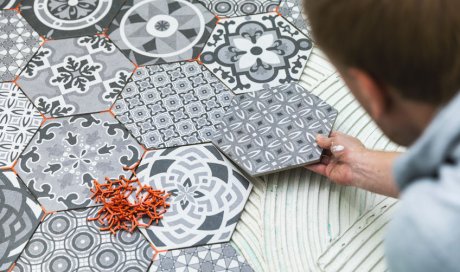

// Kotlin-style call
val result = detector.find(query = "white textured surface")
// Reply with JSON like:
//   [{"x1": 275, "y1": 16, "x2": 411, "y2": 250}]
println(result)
[{"x1": 231, "y1": 47, "x2": 403, "y2": 272}]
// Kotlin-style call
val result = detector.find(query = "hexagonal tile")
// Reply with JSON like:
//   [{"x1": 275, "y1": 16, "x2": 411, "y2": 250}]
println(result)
[
  {"x1": 200, "y1": 12, "x2": 313, "y2": 94},
  {"x1": 19, "y1": 0, "x2": 125, "y2": 39},
  {"x1": 0, "y1": 83, "x2": 42, "y2": 168},
  {"x1": 17, "y1": 35, "x2": 134, "y2": 118},
  {"x1": 0, "y1": 0, "x2": 20, "y2": 9},
  {"x1": 108, "y1": 0, "x2": 217, "y2": 66},
  {"x1": 0, "y1": 170, "x2": 43, "y2": 271},
  {"x1": 113, "y1": 61, "x2": 234, "y2": 149},
  {"x1": 136, "y1": 143, "x2": 253, "y2": 250},
  {"x1": 212, "y1": 83, "x2": 338, "y2": 176},
  {"x1": 150, "y1": 243, "x2": 254, "y2": 271},
  {"x1": 0, "y1": 10, "x2": 42, "y2": 82},
  {"x1": 13, "y1": 207, "x2": 154, "y2": 271},
  {"x1": 198, "y1": 0, "x2": 278, "y2": 17},
  {"x1": 279, "y1": 0, "x2": 311, "y2": 35},
  {"x1": 15, "y1": 112, "x2": 144, "y2": 212}
]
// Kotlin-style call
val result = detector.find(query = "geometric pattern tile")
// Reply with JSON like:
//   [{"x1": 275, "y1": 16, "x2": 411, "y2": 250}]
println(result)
[
  {"x1": 15, "y1": 112, "x2": 143, "y2": 212},
  {"x1": 150, "y1": 243, "x2": 254, "y2": 272},
  {"x1": 0, "y1": 0, "x2": 21, "y2": 9},
  {"x1": 0, "y1": 83, "x2": 42, "y2": 168},
  {"x1": 198, "y1": 0, "x2": 279, "y2": 17},
  {"x1": 200, "y1": 13, "x2": 313, "y2": 94},
  {"x1": 136, "y1": 143, "x2": 253, "y2": 250},
  {"x1": 0, "y1": 170, "x2": 43, "y2": 272},
  {"x1": 19, "y1": 0, "x2": 126, "y2": 39},
  {"x1": 279, "y1": 0, "x2": 311, "y2": 35},
  {"x1": 13, "y1": 207, "x2": 154, "y2": 272},
  {"x1": 0, "y1": 10, "x2": 42, "y2": 82},
  {"x1": 213, "y1": 83, "x2": 338, "y2": 176},
  {"x1": 108, "y1": 0, "x2": 217, "y2": 66},
  {"x1": 113, "y1": 61, "x2": 234, "y2": 149},
  {"x1": 17, "y1": 35, "x2": 134, "y2": 118}
]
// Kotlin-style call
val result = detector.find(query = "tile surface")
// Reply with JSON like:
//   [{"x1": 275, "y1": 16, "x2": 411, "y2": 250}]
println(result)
[
  {"x1": 15, "y1": 112, "x2": 143, "y2": 212},
  {"x1": 113, "y1": 61, "x2": 234, "y2": 149},
  {"x1": 150, "y1": 243, "x2": 254, "y2": 272},
  {"x1": 0, "y1": 10, "x2": 42, "y2": 82},
  {"x1": 13, "y1": 207, "x2": 154, "y2": 272},
  {"x1": 18, "y1": 35, "x2": 134, "y2": 118},
  {"x1": 0, "y1": 0, "x2": 20, "y2": 9},
  {"x1": 0, "y1": 170, "x2": 43, "y2": 272},
  {"x1": 279, "y1": 0, "x2": 311, "y2": 35},
  {"x1": 0, "y1": 83, "x2": 42, "y2": 168},
  {"x1": 19, "y1": 0, "x2": 125, "y2": 39},
  {"x1": 213, "y1": 83, "x2": 338, "y2": 176},
  {"x1": 136, "y1": 143, "x2": 253, "y2": 250},
  {"x1": 108, "y1": 0, "x2": 217, "y2": 66},
  {"x1": 200, "y1": 13, "x2": 313, "y2": 94},
  {"x1": 198, "y1": 0, "x2": 279, "y2": 17}
]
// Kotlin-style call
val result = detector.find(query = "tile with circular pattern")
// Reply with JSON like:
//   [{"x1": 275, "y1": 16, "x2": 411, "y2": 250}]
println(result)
[{"x1": 198, "y1": 0, "x2": 279, "y2": 17}]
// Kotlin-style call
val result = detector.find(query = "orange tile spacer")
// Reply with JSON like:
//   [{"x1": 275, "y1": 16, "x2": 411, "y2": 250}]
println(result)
[
  {"x1": 7, "y1": 263, "x2": 16, "y2": 272},
  {"x1": 40, "y1": 207, "x2": 56, "y2": 222},
  {"x1": 215, "y1": 15, "x2": 221, "y2": 25}
]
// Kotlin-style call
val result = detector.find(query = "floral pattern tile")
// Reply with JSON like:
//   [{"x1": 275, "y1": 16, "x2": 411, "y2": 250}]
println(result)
[
  {"x1": 279, "y1": 0, "x2": 311, "y2": 35},
  {"x1": 113, "y1": 61, "x2": 234, "y2": 149},
  {"x1": 0, "y1": 170, "x2": 43, "y2": 272},
  {"x1": 17, "y1": 35, "x2": 134, "y2": 118},
  {"x1": 213, "y1": 83, "x2": 338, "y2": 176},
  {"x1": 0, "y1": 0, "x2": 20, "y2": 9},
  {"x1": 108, "y1": 0, "x2": 217, "y2": 66},
  {"x1": 150, "y1": 243, "x2": 254, "y2": 272},
  {"x1": 0, "y1": 10, "x2": 42, "y2": 82},
  {"x1": 0, "y1": 83, "x2": 42, "y2": 168},
  {"x1": 200, "y1": 13, "x2": 313, "y2": 94},
  {"x1": 15, "y1": 112, "x2": 143, "y2": 212},
  {"x1": 136, "y1": 143, "x2": 253, "y2": 250},
  {"x1": 198, "y1": 0, "x2": 279, "y2": 17},
  {"x1": 19, "y1": 0, "x2": 126, "y2": 39},
  {"x1": 13, "y1": 207, "x2": 154, "y2": 272}
]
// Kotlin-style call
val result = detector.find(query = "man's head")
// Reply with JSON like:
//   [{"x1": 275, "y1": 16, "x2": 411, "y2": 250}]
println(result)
[{"x1": 303, "y1": 0, "x2": 460, "y2": 146}]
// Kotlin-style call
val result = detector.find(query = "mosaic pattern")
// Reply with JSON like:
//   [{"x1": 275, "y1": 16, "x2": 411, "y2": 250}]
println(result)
[
  {"x1": 0, "y1": 10, "x2": 42, "y2": 82},
  {"x1": 113, "y1": 61, "x2": 234, "y2": 149},
  {"x1": 13, "y1": 207, "x2": 154, "y2": 272},
  {"x1": 15, "y1": 112, "x2": 143, "y2": 212},
  {"x1": 0, "y1": 83, "x2": 42, "y2": 168},
  {"x1": 136, "y1": 144, "x2": 253, "y2": 250},
  {"x1": 199, "y1": 0, "x2": 279, "y2": 17},
  {"x1": 200, "y1": 13, "x2": 313, "y2": 94},
  {"x1": 0, "y1": 170, "x2": 43, "y2": 272},
  {"x1": 0, "y1": 0, "x2": 20, "y2": 9},
  {"x1": 150, "y1": 243, "x2": 254, "y2": 272},
  {"x1": 20, "y1": 0, "x2": 125, "y2": 39},
  {"x1": 108, "y1": 0, "x2": 217, "y2": 66},
  {"x1": 279, "y1": 0, "x2": 311, "y2": 35},
  {"x1": 17, "y1": 35, "x2": 134, "y2": 118},
  {"x1": 213, "y1": 83, "x2": 338, "y2": 176}
]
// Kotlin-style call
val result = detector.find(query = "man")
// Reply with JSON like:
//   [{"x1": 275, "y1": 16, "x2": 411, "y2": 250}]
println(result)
[{"x1": 302, "y1": 0, "x2": 460, "y2": 271}]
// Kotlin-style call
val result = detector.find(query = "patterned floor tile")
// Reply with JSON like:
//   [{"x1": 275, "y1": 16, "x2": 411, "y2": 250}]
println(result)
[
  {"x1": 15, "y1": 112, "x2": 143, "y2": 212},
  {"x1": 213, "y1": 83, "x2": 338, "y2": 176},
  {"x1": 279, "y1": 0, "x2": 311, "y2": 35},
  {"x1": 19, "y1": 0, "x2": 125, "y2": 39},
  {"x1": 150, "y1": 243, "x2": 254, "y2": 272},
  {"x1": 0, "y1": 0, "x2": 20, "y2": 9},
  {"x1": 0, "y1": 170, "x2": 43, "y2": 272},
  {"x1": 113, "y1": 61, "x2": 234, "y2": 149},
  {"x1": 200, "y1": 13, "x2": 313, "y2": 94},
  {"x1": 17, "y1": 35, "x2": 134, "y2": 118},
  {"x1": 0, "y1": 10, "x2": 42, "y2": 82},
  {"x1": 198, "y1": 0, "x2": 279, "y2": 17},
  {"x1": 12, "y1": 207, "x2": 153, "y2": 272},
  {"x1": 136, "y1": 143, "x2": 253, "y2": 250},
  {"x1": 0, "y1": 83, "x2": 42, "y2": 168},
  {"x1": 108, "y1": 0, "x2": 217, "y2": 66}
]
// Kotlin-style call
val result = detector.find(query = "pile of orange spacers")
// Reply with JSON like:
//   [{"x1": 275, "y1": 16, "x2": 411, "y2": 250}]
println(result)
[{"x1": 88, "y1": 163, "x2": 170, "y2": 235}]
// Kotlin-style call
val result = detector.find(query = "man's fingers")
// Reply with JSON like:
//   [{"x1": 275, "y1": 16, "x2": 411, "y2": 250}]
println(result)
[
  {"x1": 316, "y1": 134, "x2": 333, "y2": 149},
  {"x1": 305, "y1": 163, "x2": 327, "y2": 176}
]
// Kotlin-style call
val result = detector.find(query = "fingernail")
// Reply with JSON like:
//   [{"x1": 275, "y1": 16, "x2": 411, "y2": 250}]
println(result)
[{"x1": 331, "y1": 145, "x2": 345, "y2": 153}]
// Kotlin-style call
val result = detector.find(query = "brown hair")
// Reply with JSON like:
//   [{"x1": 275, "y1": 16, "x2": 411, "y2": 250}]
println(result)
[{"x1": 303, "y1": 0, "x2": 460, "y2": 105}]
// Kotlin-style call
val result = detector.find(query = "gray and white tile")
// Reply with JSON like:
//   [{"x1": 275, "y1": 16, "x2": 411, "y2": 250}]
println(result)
[
  {"x1": 279, "y1": 0, "x2": 311, "y2": 35},
  {"x1": 198, "y1": 0, "x2": 279, "y2": 17},
  {"x1": 0, "y1": 0, "x2": 20, "y2": 9}
]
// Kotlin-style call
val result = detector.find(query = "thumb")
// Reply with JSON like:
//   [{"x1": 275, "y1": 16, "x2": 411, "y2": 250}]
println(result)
[{"x1": 316, "y1": 134, "x2": 333, "y2": 149}]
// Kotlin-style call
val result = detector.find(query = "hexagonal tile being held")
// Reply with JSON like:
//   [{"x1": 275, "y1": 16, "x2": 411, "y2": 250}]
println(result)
[
  {"x1": 113, "y1": 61, "x2": 234, "y2": 149},
  {"x1": 200, "y1": 12, "x2": 313, "y2": 94},
  {"x1": 15, "y1": 112, "x2": 143, "y2": 212},
  {"x1": 0, "y1": 10, "x2": 42, "y2": 82},
  {"x1": 213, "y1": 83, "x2": 338, "y2": 177},
  {"x1": 198, "y1": 0, "x2": 278, "y2": 17},
  {"x1": 17, "y1": 35, "x2": 135, "y2": 118},
  {"x1": 136, "y1": 143, "x2": 253, "y2": 250}
]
